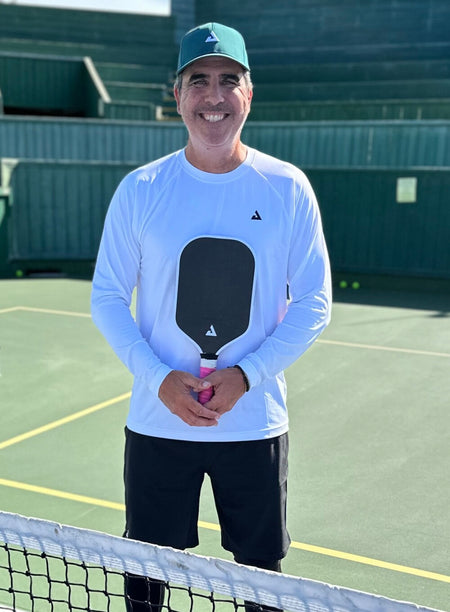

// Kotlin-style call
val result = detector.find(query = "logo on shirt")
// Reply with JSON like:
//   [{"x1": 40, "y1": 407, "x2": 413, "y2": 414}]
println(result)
[
  {"x1": 205, "y1": 324, "x2": 217, "y2": 337},
  {"x1": 252, "y1": 210, "x2": 262, "y2": 220},
  {"x1": 205, "y1": 31, "x2": 219, "y2": 43}
]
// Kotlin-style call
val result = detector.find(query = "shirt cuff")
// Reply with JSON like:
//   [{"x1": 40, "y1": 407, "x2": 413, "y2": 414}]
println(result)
[
  {"x1": 146, "y1": 363, "x2": 174, "y2": 397},
  {"x1": 235, "y1": 358, "x2": 261, "y2": 390}
]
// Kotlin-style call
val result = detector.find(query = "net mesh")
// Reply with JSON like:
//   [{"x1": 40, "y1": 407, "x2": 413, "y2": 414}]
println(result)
[{"x1": 0, "y1": 511, "x2": 441, "y2": 612}]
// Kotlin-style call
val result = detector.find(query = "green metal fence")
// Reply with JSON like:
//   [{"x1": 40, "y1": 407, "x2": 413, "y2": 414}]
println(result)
[
  {"x1": 1, "y1": 159, "x2": 449, "y2": 280},
  {"x1": 2, "y1": 117, "x2": 450, "y2": 167},
  {"x1": 4, "y1": 160, "x2": 134, "y2": 263},
  {"x1": 308, "y1": 167, "x2": 450, "y2": 278}
]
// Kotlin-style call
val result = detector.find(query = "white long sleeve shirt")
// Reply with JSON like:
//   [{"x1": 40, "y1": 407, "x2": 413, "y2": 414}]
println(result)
[{"x1": 91, "y1": 147, "x2": 332, "y2": 441}]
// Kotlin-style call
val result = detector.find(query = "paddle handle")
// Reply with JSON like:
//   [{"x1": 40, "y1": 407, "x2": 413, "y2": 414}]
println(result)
[{"x1": 199, "y1": 357, "x2": 217, "y2": 404}]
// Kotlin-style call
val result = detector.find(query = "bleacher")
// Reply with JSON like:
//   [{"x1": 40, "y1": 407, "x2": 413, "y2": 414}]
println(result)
[
  {"x1": 1, "y1": 1, "x2": 450, "y2": 122},
  {"x1": 247, "y1": 58, "x2": 450, "y2": 120},
  {"x1": 197, "y1": 0, "x2": 450, "y2": 122},
  {"x1": 0, "y1": 3, "x2": 177, "y2": 120},
  {"x1": 1, "y1": 0, "x2": 450, "y2": 281}
]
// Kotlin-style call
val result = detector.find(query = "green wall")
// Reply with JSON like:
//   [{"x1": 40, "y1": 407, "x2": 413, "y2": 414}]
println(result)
[
  {"x1": 2, "y1": 159, "x2": 450, "y2": 280},
  {"x1": 2, "y1": 117, "x2": 450, "y2": 167},
  {"x1": 308, "y1": 167, "x2": 450, "y2": 278}
]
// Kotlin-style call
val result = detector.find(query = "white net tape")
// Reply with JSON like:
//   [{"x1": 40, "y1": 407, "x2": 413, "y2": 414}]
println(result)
[{"x1": 0, "y1": 512, "x2": 442, "y2": 612}]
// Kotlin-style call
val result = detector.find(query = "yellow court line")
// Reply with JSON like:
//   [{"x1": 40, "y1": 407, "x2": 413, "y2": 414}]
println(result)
[
  {"x1": 0, "y1": 478, "x2": 124, "y2": 512},
  {"x1": 317, "y1": 338, "x2": 450, "y2": 358},
  {"x1": 289, "y1": 541, "x2": 450, "y2": 584},
  {"x1": 0, "y1": 392, "x2": 131, "y2": 450},
  {"x1": 198, "y1": 520, "x2": 221, "y2": 532},
  {"x1": 0, "y1": 478, "x2": 449, "y2": 585},
  {"x1": 1, "y1": 302, "x2": 448, "y2": 583}
]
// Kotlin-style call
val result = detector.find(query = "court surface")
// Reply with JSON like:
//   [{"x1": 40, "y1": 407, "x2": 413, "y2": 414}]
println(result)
[{"x1": 1, "y1": 277, "x2": 449, "y2": 611}]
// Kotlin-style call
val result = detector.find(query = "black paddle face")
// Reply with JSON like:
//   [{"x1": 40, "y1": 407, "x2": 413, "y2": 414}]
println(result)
[{"x1": 176, "y1": 237, "x2": 255, "y2": 356}]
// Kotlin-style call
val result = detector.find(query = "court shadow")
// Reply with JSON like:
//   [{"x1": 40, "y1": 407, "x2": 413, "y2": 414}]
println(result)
[{"x1": 332, "y1": 274, "x2": 450, "y2": 316}]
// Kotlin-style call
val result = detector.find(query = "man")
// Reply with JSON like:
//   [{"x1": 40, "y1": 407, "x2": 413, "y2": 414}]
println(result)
[{"x1": 91, "y1": 22, "x2": 332, "y2": 611}]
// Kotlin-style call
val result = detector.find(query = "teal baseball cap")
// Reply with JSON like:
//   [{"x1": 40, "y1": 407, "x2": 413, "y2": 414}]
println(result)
[{"x1": 177, "y1": 22, "x2": 250, "y2": 75}]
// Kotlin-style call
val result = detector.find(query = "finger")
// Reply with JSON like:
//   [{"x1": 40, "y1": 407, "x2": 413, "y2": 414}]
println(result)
[
  {"x1": 158, "y1": 371, "x2": 219, "y2": 428},
  {"x1": 194, "y1": 379, "x2": 213, "y2": 393},
  {"x1": 202, "y1": 372, "x2": 244, "y2": 415},
  {"x1": 191, "y1": 401, "x2": 219, "y2": 420},
  {"x1": 178, "y1": 372, "x2": 212, "y2": 393},
  {"x1": 204, "y1": 398, "x2": 229, "y2": 416},
  {"x1": 183, "y1": 401, "x2": 220, "y2": 426}
]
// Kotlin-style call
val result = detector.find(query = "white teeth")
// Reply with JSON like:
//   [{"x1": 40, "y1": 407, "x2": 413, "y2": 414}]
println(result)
[{"x1": 203, "y1": 113, "x2": 225, "y2": 122}]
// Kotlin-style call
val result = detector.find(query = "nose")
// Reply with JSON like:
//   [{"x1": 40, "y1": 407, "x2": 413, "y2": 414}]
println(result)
[{"x1": 204, "y1": 80, "x2": 225, "y2": 105}]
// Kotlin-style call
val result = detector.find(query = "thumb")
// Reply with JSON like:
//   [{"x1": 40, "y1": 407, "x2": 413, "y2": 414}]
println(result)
[
  {"x1": 196, "y1": 379, "x2": 212, "y2": 392},
  {"x1": 182, "y1": 373, "x2": 211, "y2": 392}
]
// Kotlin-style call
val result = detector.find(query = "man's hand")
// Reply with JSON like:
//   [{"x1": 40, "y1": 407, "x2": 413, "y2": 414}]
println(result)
[
  {"x1": 158, "y1": 370, "x2": 219, "y2": 426},
  {"x1": 202, "y1": 367, "x2": 247, "y2": 416}
]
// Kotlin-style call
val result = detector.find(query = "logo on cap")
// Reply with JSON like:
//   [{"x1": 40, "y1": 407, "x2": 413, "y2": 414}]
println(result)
[{"x1": 205, "y1": 31, "x2": 220, "y2": 43}]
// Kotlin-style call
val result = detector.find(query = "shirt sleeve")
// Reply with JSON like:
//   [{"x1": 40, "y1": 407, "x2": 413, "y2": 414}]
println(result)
[
  {"x1": 90, "y1": 178, "x2": 172, "y2": 396},
  {"x1": 238, "y1": 176, "x2": 332, "y2": 388}
]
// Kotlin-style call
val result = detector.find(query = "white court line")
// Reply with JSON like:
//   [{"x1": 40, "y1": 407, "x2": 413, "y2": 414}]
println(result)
[
  {"x1": 317, "y1": 338, "x2": 450, "y2": 358},
  {"x1": 0, "y1": 306, "x2": 91, "y2": 318},
  {"x1": 2, "y1": 306, "x2": 448, "y2": 357},
  {"x1": 0, "y1": 306, "x2": 23, "y2": 314}
]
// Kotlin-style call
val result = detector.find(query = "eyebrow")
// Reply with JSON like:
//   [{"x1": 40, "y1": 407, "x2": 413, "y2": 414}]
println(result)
[
  {"x1": 188, "y1": 72, "x2": 207, "y2": 82},
  {"x1": 188, "y1": 72, "x2": 242, "y2": 83},
  {"x1": 222, "y1": 73, "x2": 241, "y2": 82}
]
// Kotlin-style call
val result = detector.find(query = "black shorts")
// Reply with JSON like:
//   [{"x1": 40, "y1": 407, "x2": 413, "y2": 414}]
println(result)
[{"x1": 123, "y1": 428, "x2": 290, "y2": 564}]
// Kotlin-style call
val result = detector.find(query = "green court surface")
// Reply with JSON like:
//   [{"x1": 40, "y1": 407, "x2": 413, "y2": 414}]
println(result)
[{"x1": 1, "y1": 278, "x2": 449, "y2": 610}]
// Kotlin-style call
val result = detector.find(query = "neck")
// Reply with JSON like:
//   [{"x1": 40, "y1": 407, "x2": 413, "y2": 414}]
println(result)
[{"x1": 185, "y1": 140, "x2": 247, "y2": 173}]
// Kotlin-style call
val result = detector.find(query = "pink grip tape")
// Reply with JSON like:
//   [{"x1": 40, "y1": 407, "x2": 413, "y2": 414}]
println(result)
[{"x1": 198, "y1": 364, "x2": 215, "y2": 404}]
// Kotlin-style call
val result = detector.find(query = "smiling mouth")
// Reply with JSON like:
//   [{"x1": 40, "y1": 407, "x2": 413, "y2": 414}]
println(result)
[{"x1": 201, "y1": 113, "x2": 228, "y2": 122}]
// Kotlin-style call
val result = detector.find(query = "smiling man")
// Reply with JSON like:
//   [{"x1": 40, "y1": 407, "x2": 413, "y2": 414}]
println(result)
[
  {"x1": 173, "y1": 53, "x2": 252, "y2": 172},
  {"x1": 91, "y1": 22, "x2": 332, "y2": 612}
]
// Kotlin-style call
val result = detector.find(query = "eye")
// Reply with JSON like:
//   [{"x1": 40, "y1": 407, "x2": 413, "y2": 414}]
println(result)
[
  {"x1": 190, "y1": 77, "x2": 208, "y2": 87},
  {"x1": 222, "y1": 76, "x2": 240, "y2": 87}
]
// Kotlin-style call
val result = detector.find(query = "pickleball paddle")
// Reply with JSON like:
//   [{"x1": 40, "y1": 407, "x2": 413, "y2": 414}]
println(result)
[{"x1": 176, "y1": 237, "x2": 255, "y2": 404}]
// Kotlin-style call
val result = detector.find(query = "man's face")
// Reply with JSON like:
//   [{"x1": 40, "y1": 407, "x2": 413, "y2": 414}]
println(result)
[{"x1": 174, "y1": 56, "x2": 253, "y2": 154}]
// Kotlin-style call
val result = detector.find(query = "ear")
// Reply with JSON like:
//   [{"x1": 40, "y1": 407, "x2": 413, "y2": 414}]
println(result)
[
  {"x1": 244, "y1": 85, "x2": 253, "y2": 115},
  {"x1": 247, "y1": 84, "x2": 253, "y2": 105},
  {"x1": 173, "y1": 83, "x2": 182, "y2": 115}
]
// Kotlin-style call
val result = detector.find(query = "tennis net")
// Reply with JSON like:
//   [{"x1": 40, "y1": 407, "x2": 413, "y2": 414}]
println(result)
[{"x1": 0, "y1": 511, "x2": 442, "y2": 612}]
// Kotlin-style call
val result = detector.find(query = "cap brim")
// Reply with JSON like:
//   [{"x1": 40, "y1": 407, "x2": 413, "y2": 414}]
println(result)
[{"x1": 177, "y1": 53, "x2": 250, "y2": 74}]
